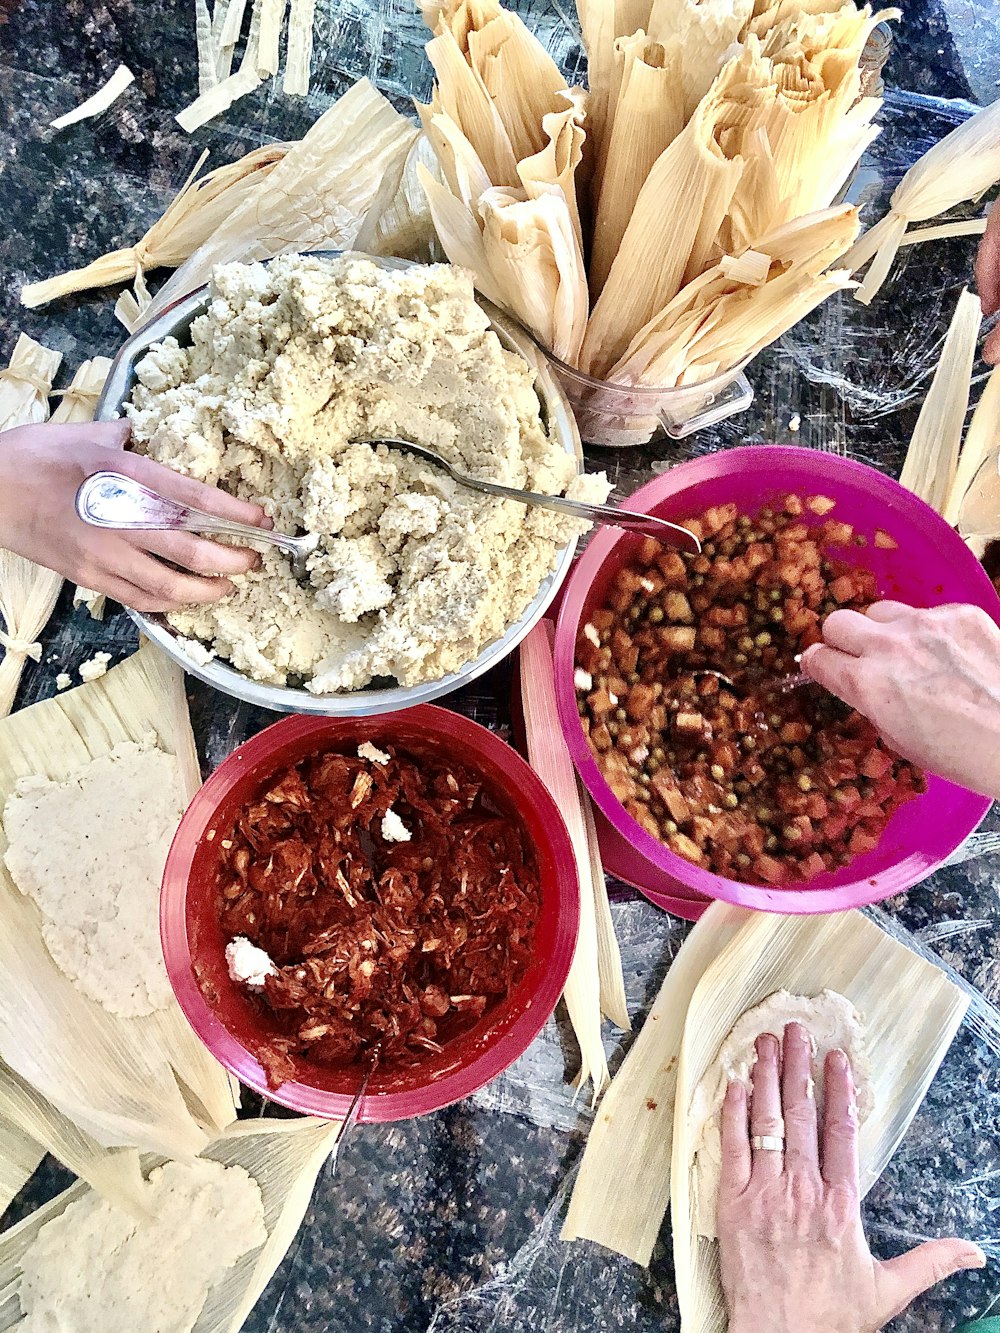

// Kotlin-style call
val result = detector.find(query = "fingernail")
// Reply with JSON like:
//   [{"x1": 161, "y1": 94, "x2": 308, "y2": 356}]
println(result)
[
  {"x1": 757, "y1": 1033, "x2": 778, "y2": 1058},
  {"x1": 726, "y1": 1081, "x2": 746, "y2": 1106},
  {"x1": 832, "y1": 1049, "x2": 849, "y2": 1071},
  {"x1": 966, "y1": 1244, "x2": 987, "y2": 1269}
]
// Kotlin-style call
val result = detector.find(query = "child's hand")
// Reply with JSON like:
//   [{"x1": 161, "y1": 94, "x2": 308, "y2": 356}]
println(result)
[
  {"x1": 976, "y1": 204, "x2": 1000, "y2": 364},
  {"x1": 0, "y1": 420, "x2": 270, "y2": 613}
]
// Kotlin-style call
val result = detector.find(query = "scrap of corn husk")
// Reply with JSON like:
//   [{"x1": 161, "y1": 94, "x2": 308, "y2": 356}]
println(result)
[
  {"x1": 847, "y1": 96, "x2": 1000, "y2": 304},
  {"x1": 898, "y1": 287, "x2": 982, "y2": 516},
  {"x1": 144, "y1": 79, "x2": 418, "y2": 324},
  {"x1": 21, "y1": 144, "x2": 289, "y2": 310},
  {"x1": 0, "y1": 336, "x2": 62, "y2": 719},
  {"x1": 50, "y1": 64, "x2": 135, "y2": 130}
]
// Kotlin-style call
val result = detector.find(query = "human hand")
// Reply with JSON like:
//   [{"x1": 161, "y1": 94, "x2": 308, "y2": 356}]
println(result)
[
  {"x1": 800, "y1": 601, "x2": 1000, "y2": 798},
  {"x1": 718, "y1": 1024, "x2": 985, "y2": 1333},
  {"x1": 975, "y1": 203, "x2": 1000, "y2": 364},
  {"x1": 0, "y1": 420, "x2": 270, "y2": 613}
]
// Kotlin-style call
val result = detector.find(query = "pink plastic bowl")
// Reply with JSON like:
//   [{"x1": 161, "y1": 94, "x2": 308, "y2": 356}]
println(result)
[
  {"x1": 161, "y1": 707, "x2": 580, "y2": 1121},
  {"x1": 554, "y1": 445, "x2": 998, "y2": 915}
]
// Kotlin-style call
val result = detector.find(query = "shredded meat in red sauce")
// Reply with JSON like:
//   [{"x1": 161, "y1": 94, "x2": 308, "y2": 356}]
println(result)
[
  {"x1": 576, "y1": 496, "x2": 926, "y2": 887},
  {"x1": 215, "y1": 746, "x2": 540, "y2": 1087}
]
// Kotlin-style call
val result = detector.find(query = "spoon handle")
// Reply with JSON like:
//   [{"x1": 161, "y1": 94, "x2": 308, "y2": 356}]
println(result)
[
  {"x1": 444, "y1": 474, "x2": 702, "y2": 551},
  {"x1": 75, "y1": 471, "x2": 304, "y2": 559}
]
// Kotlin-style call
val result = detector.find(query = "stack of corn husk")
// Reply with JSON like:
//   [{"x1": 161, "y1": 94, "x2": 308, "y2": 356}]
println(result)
[
  {"x1": 563, "y1": 903, "x2": 968, "y2": 1333},
  {"x1": 21, "y1": 79, "x2": 421, "y2": 330},
  {"x1": 417, "y1": 0, "x2": 893, "y2": 387}
]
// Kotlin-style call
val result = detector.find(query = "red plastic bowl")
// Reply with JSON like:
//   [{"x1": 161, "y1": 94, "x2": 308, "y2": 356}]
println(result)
[
  {"x1": 554, "y1": 445, "x2": 997, "y2": 915},
  {"x1": 161, "y1": 707, "x2": 579, "y2": 1121}
]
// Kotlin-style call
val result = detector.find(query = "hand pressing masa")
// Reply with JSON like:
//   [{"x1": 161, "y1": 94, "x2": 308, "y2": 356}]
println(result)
[
  {"x1": 718, "y1": 1023, "x2": 985, "y2": 1333},
  {"x1": 0, "y1": 420, "x2": 269, "y2": 613},
  {"x1": 802, "y1": 601, "x2": 1000, "y2": 799}
]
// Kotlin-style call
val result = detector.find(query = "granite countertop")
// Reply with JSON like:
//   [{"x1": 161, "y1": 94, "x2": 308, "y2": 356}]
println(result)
[{"x1": 2, "y1": 2, "x2": 1000, "y2": 1330}]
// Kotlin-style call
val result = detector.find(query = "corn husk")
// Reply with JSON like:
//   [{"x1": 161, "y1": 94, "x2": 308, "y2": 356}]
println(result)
[
  {"x1": 898, "y1": 216, "x2": 988, "y2": 248},
  {"x1": 425, "y1": 25, "x2": 520, "y2": 186},
  {"x1": 283, "y1": 0, "x2": 315, "y2": 95},
  {"x1": 519, "y1": 622, "x2": 608, "y2": 1100},
  {"x1": 579, "y1": 785, "x2": 629, "y2": 1032},
  {"x1": 576, "y1": 0, "x2": 654, "y2": 173},
  {"x1": 672, "y1": 910, "x2": 968, "y2": 1333},
  {"x1": 589, "y1": 34, "x2": 685, "y2": 296},
  {"x1": 898, "y1": 287, "x2": 982, "y2": 517},
  {"x1": 847, "y1": 96, "x2": 1000, "y2": 304},
  {"x1": 0, "y1": 1060, "x2": 147, "y2": 1218},
  {"x1": 479, "y1": 187, "x2": 588, "y2": 363},
  {"x1": 950, "y1": 365, "x2": 1000, "y2": 537},
  {"x1": 50, "y1": 64, "x2": 135, "y2": 130},
  {"x1": 581, "y1": 105, "x2": 745, "y2": 377},
  {"x1": 370, "y1": 133, "x2": 441, "y2": 262},
  {"x1": 0, "y1": 1117, "x2": 342, "y2": 1333},
  {"x1": 563, "y1": 902, "x2": 749, "y2": 1262},
  {"x1": 21, "y1": 143, "x2": 289, "y2": 310},
  {"x1": 256, "y1": 0, "x2": 287, "y2": 76},
  {"x1": 0, "y1": 336, "x2": 62, "y2": 719},
  {"x1": 0, "y1": 1115, "x2": 44, "y2": 1219},
  {"x1": 196, "y1": 0, "x2": 218, "y2": 93},
  {"x1": 516, "y1": 89, "x2": 586, "y2": 251},
  {"x1": 646, "y1": 0, "x2": 753, "y2": 116},
  {"x1": 0, "y1": 644, "x2": 237, "y2": 1157},
  {"x1": 176, "y1": 0, "x2": 266, "y2": 132},
  {"x1": 145, "y1": 80, "x2": 418, "y2": 323},
  {"x1": 609, "y1": 205, "x2": 859, "y2": 386},
  {"x1": 417, "y1": 163, "x2": 507, "y2": 305}
]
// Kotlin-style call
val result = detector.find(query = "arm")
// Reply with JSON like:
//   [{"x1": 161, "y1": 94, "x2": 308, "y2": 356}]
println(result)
[
  {"x1": 718, "y1": 1024, "x2": 984, "y2": 1333},
  {"x1": 801, "y1": 602, "x2": 1000, "y2": 798},
  {"x1": 976, "y1": 203, "x2": 1000, "y2": 365},
  {"x1": 0, "y1": 420, "x2": 269, "y2": 613}
]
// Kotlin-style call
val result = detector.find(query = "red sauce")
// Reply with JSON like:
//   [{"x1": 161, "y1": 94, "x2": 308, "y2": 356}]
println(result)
[{"x1": 214, "y1": 746, "x2": 540, "y2": 1087}]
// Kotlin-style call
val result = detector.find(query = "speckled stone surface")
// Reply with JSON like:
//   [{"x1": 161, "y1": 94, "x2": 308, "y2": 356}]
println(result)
[{"x1": 2, "y1": 2, "x2": 1000, "y2": 1331}]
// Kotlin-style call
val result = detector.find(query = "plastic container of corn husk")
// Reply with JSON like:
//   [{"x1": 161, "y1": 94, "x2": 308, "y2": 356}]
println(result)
[
  {"x1": 95, "y1": 251, "x2": 584, "y2": 717},
  {"x1": 544, "y1": 351, "x2": 754, "y2": 449},
  {"x1": 161, "y1": 706, "x2": 580, "y2": 1122},
  {"x1": 553, "y1": 445, "x2": 998, "y2": 917}
]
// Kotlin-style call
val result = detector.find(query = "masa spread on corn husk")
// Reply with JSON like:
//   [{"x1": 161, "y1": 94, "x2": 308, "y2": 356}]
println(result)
[
  {"x1": 2, "y1": 738, "x2": 186, "y2": 1019},
  {"x1": 16, "y1": 1158, "x2": 266, "y2": 1333},
  {"x1": 127, "y1": 253, "x2": 607, "y2": 692},
  {"x1": 688, "y1": 988, "x2": 874, "y2": 1239}
]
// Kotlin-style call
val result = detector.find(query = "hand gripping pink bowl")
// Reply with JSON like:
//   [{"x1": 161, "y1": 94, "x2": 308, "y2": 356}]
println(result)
[{"x1": 553, "y1": 445, "x2": 1000, "y2": 918}]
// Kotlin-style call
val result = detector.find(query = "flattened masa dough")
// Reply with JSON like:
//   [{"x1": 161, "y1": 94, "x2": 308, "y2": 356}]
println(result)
[
  {"x1": 689, "y1": 989, "x2": 874, "y2": 1239},
  {"x1": 127, "y1": 254, "x2": 610, "y2": 693},
  {"x1": 2, "y1": 739, "x2": 187, "y2": 1018},
  {"x1": 18, "y1": 1158, "x2": 266, "y2": 1333}
]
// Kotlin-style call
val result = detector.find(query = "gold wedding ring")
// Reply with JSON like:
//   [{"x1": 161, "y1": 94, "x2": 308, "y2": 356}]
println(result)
[{"x1": 751, "y1": 1134, "x2": 785, "y2": 1152}]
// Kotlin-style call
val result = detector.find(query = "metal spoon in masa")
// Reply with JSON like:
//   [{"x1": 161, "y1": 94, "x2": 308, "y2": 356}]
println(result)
[
  {"x1": 364, "y1": 437, "x2": 701, "y2": 552},
  {"x1": 75, "y1": 472, "x2": 319, "y2": 579}
]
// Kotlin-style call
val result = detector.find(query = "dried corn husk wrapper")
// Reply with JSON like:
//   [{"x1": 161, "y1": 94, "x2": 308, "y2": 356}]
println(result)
[
  {"x1": 21, "y1": 144, "x2": 289, "y2": 311},
  {"x1": 50, "y1": 64, "x2": 135, "y2": 130},
  {"x1": 0, "y1": 336, "x2": 62, "y2": 719},
  {"x1": 575, "y1": 0, "x2": 654, "y2": 172},
  {"x1": 950, "y1": 365, "x2": 1000, "y2": 542},
  {"x1": 0, "y1": 1117, "x2": 342, "y2": 1333},
  {"x1": 672, "y1": 910, "x2": 967, "y2": 1333},
  {"x1": 284, "y1": 0, "x2": 316, "y2": 95},
  {"x1": 566, "y1": 904, "x2": 967, "y2": 1308},
  {"x1": 0, "y1": 1059, "x2": 148, "y2": 1218},
  {"x1": 847, "y1": 95, "x2": 1000, "y2": 304},
  {"x1": 646, "y1": 0, "x2": 752, "y2": 117},
  {"x1": 564, "y1": 903, "x2": 749, "y2": 1262},
  {"x1": 0, "y1": 645, "x2": 237, "y2": 1157},
  {"x1": 176, "y1": 0, "x2": 267, "y2": 132},
  {"x1": 370, "y1": 133, "x2": 442, "y2": 263},
  {"x1": 520, "y1": 622, "x2": 610, "y2": 1100},
  {"x1": 144, "y1": 79, "x2": 418, "y2": 325},
  {"x1": 898, "y1": 287, "x2": 982, "y2": 517},
  {"x1": 608, "y1": 205, "x2": 859, "y2": 386}
]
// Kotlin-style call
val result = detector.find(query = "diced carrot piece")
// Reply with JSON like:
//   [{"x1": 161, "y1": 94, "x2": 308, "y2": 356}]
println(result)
[
  {"x1": 805, "y1": 793, "x2": 829, "y2": 820},
  {"x1": 822, "y1": 521, "x2": 855, "y2": 546},
  {"x1": 829, "y1": 575, "x2": 856, "y2": 604},
  {"x1": 784, "y1": 494, "x2": 804, "y2": 516},
  {"x1": 660, "y1": 626, "x2": 697, "y2": 652},
  {"x1": 780, "y1": 721, "x2": 812, "y2": 744},
  {"x1": 874, "y1": 529, "x2": 898, "y2": 550},
  {"x1": 821, "y1": 813, "x2": 849, "y2": 841},
  {"x1": 848, "y1": 827, "x2": 880, "y2": 857},
  {"x1": 753, "y1": 854, "x2": 788, "y2": 885},
  {"x1": 806, "y1": 495, "x2": 836, "y2": 515},
  {"x1": 656, "y1": 550, "x2": 688, "y2": 586},
  {"x1": 637, "y1": 537, "x2": 661, "y2": 566},
  {"x1": 626, "y1": 684, "x2": 657, "y2": 721},
  {"x1": 672, "y1": 834, "x2": 703, "y2": 864},
  {"x1": 860, "y1": 747, "x2": 892, "y2": 780},
  {"x1": 801, "y1": 852, "x2": 827, "y2": 880}
]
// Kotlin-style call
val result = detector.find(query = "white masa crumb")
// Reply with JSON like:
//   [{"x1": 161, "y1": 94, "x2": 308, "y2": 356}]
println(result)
[
  {"x1": 226, "y1": 936, "x2": 277, "y2": 988},
  {"x1": 55, "y1": 673, "x2": 72, "y2": 692},
  {"x1": 574, "y1": 668, "x2": 593, "y2": 692},
  {"x1": 78, "y1": 652, "x2": 111, "y2": 683},
  {"x1": 381, "y1": 809, "x2": 411, "y2": 843},
  {"x1": 358, "y1": 741, "x2": 390, "y2": 765},
  {"x1": 788, "y1": 413, "x2": 801, "y2": 432}
]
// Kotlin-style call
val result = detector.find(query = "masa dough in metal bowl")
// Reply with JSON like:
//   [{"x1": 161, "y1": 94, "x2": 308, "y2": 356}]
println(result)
[
  {"x1": 688, "y1": 989, "x2": 875, "y2": 1239},
  {"x1": 126, "y1": 253, "x2": 609, "y2": 693}
]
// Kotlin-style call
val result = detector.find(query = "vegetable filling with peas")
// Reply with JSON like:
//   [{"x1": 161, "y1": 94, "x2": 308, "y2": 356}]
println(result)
[{"x1": 575, "y1": 495, "x2": 926, "y2": 886}]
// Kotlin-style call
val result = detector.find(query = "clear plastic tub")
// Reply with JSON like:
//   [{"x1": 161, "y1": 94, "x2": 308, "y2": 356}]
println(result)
[
  {"x1": 553, "y1": 445, "x2": 998, "y2": 916},
  {"x1": 161, "y1": 706, "x2": 580, "y2": 1122},
  {"x1": 543, "y1": 353, "x2": 754, "y2": 449}
]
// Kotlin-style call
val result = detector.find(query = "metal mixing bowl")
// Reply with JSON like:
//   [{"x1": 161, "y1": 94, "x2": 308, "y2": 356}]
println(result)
[{"x1": 95, "y1": 252, "x2": 583, "y2": 716}]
